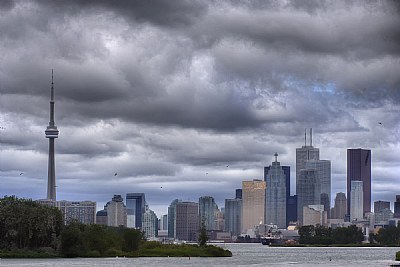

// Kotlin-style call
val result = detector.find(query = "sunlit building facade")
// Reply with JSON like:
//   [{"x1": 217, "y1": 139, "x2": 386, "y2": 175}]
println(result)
[{"x1": 242, "y1": 180, "x2": 266, "y2": 233}]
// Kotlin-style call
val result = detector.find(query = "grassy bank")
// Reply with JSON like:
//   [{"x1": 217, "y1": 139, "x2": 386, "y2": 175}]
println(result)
[
  {"x1": 271, "y1": 243, "x2": 396, "y2": 247},
  {"x1": 138, "y1": 242, "x2": 232, "y2": 257},
  {"x1": 0, "y1": 243, "x2": 232, "y2": 258},
  {"x1": 0, "y1": 249, "x2": 59, "y2": 258}
]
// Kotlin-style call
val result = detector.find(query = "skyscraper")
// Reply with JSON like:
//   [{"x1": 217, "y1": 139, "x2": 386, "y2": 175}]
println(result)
[
  {"x1": 286, "y1": 195, "x2": 297, "y2": 225},
  {"x1": 347, "y1": 149, "x2": 371, "y2": 215},
  {"x1": 374, "y1": 200, "x2": 390, "y2": 213},
  {"x1": 305, "y1": 159, "x2": 331, "y2": 217},
  {"x1": 265, "y1": 157, "x2": 291, "y2": 226},
  {"x1": 242, "y1": 180, "x2": 266, "y2": 233},
  {"x1": 395, "y1": 195, "x2": 400, "y2": 218},
  {"x1": 126, "y1": 193, "x2": 146, "y2": 229},
  {"x1": 331, "y1": 192, "x2": 347, "y2": 220},
  {"x1": 175, "y1": 202, "x2": 199, "y2": 241},
  {"x1": 142, "y1": 205, "x2": 158, "y2": 239},
  {"x1": 264, "y1": 153, "x2": 286, "y2": 228},
  {"x1": 199, "y1": 196, "x2": 217, "y2": 230},
  {"x1": 105, "y1": 195, "x2": 127, "y2": 227},
  {"x1": 45, "y1": 70, "x2": 59, "y2": 201},
  {"x1": 297, "y1": 169, "x2": 319, "y2": 224},
  {"x1": 296, "y1": 129, "x2": 319, "y2": 223},
  {"x1": 350, "y1": 181, "x2": 364, "y2": 221},
  {"x1": 224, "y1": 198, "x2": 242, "y2": 237},
  {"x1": 296, "y1": 129, "x2": 319, "y2": 186},
  {"x1": 235, "y1": 189, "x2": 242, "y2": 199},
  {"x1": 168, "y1": 199, "x2": 181, "y2": 238}
]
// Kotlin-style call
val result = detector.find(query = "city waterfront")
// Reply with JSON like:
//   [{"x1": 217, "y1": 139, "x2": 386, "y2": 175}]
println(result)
[{"x1": 1, "y1": 244, "x2": 399, "y2": 267}]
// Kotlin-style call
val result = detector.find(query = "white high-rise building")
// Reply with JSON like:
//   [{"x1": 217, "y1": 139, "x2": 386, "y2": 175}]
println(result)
[
  {"x1": 265, "y1": 153, "x2": 286, "y2": 228},
  {"x1": 142, "y1": 205, "x2": 158, "y2": 239},
  {"x1": 350, "y1": 181, "x2": 364, "y2": 221}
]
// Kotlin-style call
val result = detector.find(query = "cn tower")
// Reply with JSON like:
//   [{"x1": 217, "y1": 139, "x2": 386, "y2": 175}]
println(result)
[{"x1": 45, "y1": 70, "x2": 59, "y2": 201}]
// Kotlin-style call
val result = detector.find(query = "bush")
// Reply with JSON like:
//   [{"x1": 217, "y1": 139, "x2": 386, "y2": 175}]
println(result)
[{"x1": 396, "y1": 251, "x2": 400, "y2": 261}]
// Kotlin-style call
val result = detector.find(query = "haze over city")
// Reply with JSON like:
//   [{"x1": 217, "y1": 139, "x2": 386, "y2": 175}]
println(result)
[{"x1": 0, "y1": 0, "x2": 399, "y2": 216}]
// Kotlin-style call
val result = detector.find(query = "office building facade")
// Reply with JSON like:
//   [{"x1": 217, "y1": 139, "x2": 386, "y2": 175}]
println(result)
[
  {"x1": 331, "y1": 192, "x2": 347, "y2": 220},
  {"x1": 395, "y1": 195, "x2": 400, "y2": 218},
  {"x1": 374, "y1": 200, "x2": 390, "y2": 213},
  {"x1": 199, "y1": 196, "x2": 217, "y2": 230},
  {"x1": 350, "y1": 181, "x2": 364, "y2": 221},
  {"x1": 57, "y1": 200, "x2": 96, "y2": 225},
  {"x1": 286, "y1": 195, "x2": 298, "y2": 225},
  {"x1": 224, "y1": 198, "x2": 242, "y2": 237},
  {"x1": 264, "y1": 153, "x2": 287, "y2": 228},
  {"x1": 126, "y1": 193, "x2": 145, "y2": 229},
  {"x1": 168, "y1": 199, "x2": 181, "y2": 238},
  {"x1": 175, "y1": 202, "x2": 199, "y2": 241},
  {"x1": 347, "y1": 148, "x2": 371, "y2": 215},
  {"x1": 242, "y1": 180, "x2": 266, "y2": 233},
  {"x1": 105, "y1": 195, "x2": 127, "y2": 227},
  {"x1": 297, "y1": 169, "x2": 319, "y2": 224},
  {"x1": 305, "y1": 159, "x2": 331, "y2": 217},
  {"x1": 142, "y1": 206, "x2": 158, "y2": 239}
]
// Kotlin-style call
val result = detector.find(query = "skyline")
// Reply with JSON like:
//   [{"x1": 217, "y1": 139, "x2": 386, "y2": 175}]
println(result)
[{"x1": 0, "y1": 0, "x2": 399, "y2": 217}]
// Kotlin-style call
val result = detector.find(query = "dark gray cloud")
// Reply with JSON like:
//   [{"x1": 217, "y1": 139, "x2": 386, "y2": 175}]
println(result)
[{"x1": 0, "y1": 0, "x2": 399, "y2": 216}]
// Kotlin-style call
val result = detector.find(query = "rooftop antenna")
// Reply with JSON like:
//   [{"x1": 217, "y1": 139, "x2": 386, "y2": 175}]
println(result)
[
  {"x1": 304, "y1": 128, "x2": 307, "y2": 147},
  {"x1": 51, "y1": 69, "x2": 54, "y2": 101},
  {"x1": 310, "y1": 128, "x2": 313, "y2": 146}
]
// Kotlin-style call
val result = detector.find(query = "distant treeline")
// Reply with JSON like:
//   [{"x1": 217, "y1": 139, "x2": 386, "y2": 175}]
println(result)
[
  {"x1": 0, "y1": 196, "x2": 231, "y2": 258},
  {"x1": 299, "y1": 224, "x2": 400, "y2": 246},
  {"x1": 0, "y1": 196, "x2": 63, "y2": 250}
]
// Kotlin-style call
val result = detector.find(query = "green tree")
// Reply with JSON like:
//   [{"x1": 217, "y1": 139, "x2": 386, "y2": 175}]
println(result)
[
  {"x1": 376, "y1": 226, "x2": 400, "y2": 245},
  {"x1": 332, "y1": 225, "x2": 364, "y2": 244},
  {"x1": 314, "y1": 225, "x2": 333, "y2": 245},
  {"x1": 60, "y1": 222, "x2": 84, "y2": 257},
  {"x1": 121, "y1": 227, "x2": 143, "y2": 251},
  {"x1": 198, "y1": 220, "x2": 209, "y2": 246},
  {"x1": 0, "y1": 196, "x2": 62, "y2": 250},
  {"x1": 299, "y1": 225, "x2": 315, "y2": 244}
]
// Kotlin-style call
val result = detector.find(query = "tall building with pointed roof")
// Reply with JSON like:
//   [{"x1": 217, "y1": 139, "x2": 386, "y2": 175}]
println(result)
[{"x1": 264, "y1": 153, "x2": 287, "y2": 228}]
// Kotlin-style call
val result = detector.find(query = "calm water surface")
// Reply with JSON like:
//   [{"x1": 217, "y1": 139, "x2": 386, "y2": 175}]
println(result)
[{"x1": 1, "y1": 244, "x2": 399, "y2": 266}]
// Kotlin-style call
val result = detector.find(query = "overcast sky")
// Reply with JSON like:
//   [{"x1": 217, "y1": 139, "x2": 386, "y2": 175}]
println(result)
[{"x1": 0, "y1": 0, "x2": 399, "y2": 217}]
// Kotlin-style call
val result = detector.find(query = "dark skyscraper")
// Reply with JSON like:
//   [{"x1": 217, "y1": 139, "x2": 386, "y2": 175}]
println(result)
[
  {"x1": 45, "y1": 70, "x2": 59, "y2": 201},
  {"x1": 331, "y1": 192, "x2": 347, "y2": 220},
  {"x1": 235, "y1": 189, "x2": 242, "y2": 199},
  {"x1": 286, "y1": 195, "x2": 297, "y2": 225},
  {"x1": 395, "y1": 195, "x2": 400, "y2": 218},
  {"x1": 347, "y1": 148, "x2": 371, "y2": 215},
  {"x1": 374, "y1": 200, "x2": 390, "y2": 213}
]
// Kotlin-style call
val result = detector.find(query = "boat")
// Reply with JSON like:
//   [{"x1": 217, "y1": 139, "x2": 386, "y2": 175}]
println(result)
[{"x1": 260, "y1": 229, "x2": 283, "y2": 246}]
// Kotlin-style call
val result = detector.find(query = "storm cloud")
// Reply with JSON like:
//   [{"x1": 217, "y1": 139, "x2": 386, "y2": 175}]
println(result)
[{"x1": 0, "y1": 0, "x2": 399, "y2": 215}]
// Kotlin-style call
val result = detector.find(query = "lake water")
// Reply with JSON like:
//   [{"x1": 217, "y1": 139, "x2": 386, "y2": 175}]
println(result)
[{"x1": 1, "y1": 244, "x2": 399, "y2": 266}]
